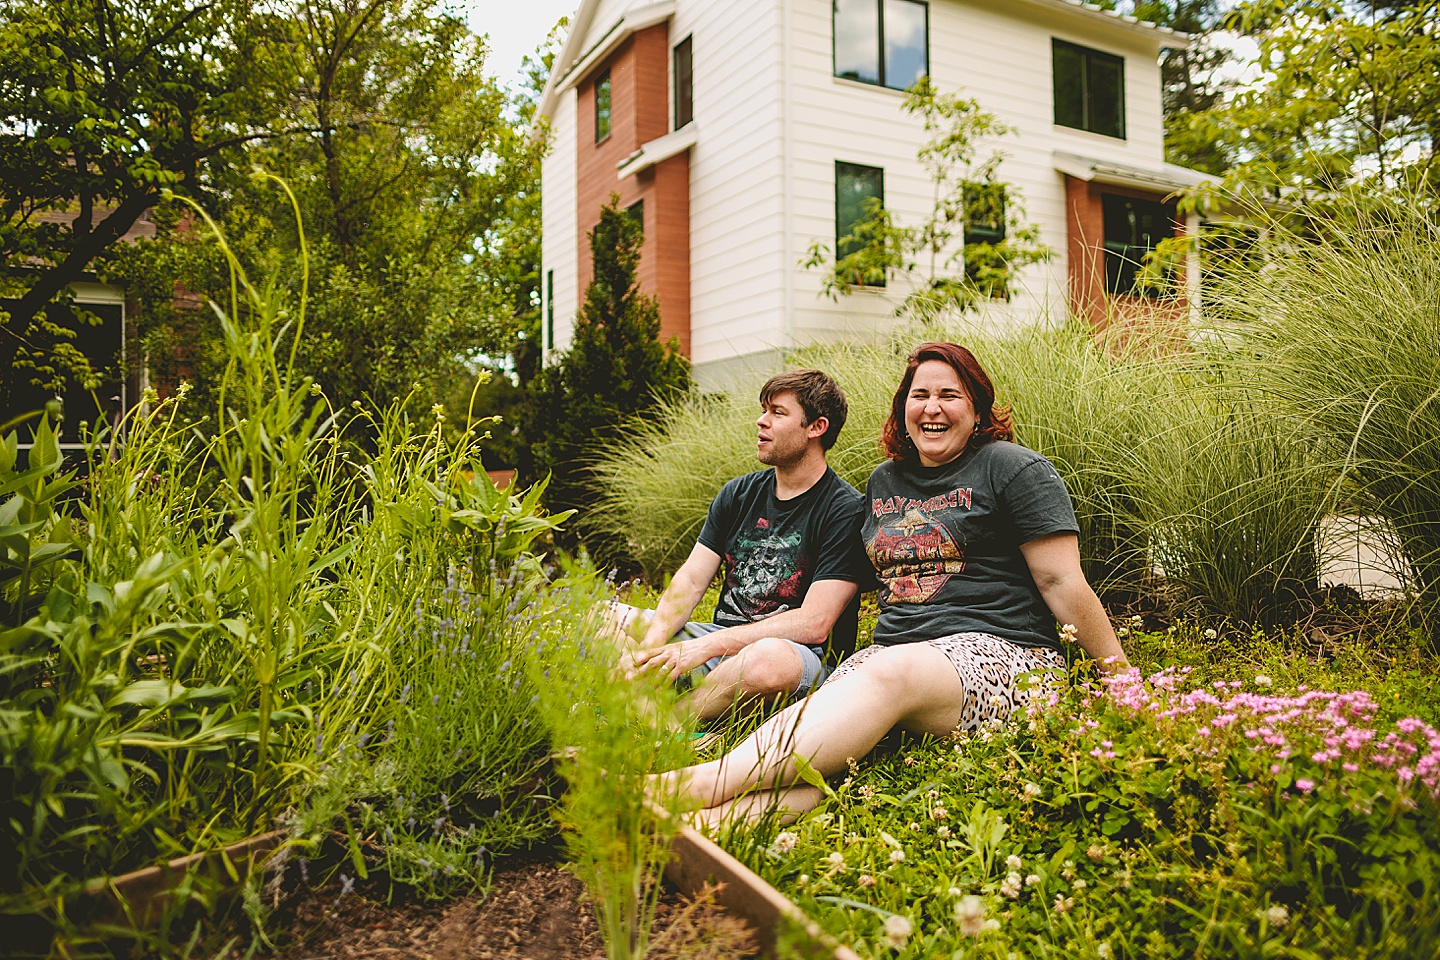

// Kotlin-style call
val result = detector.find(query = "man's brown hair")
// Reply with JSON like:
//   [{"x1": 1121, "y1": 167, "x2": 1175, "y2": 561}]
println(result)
[{"x1": 759, "y1": 369, "x2": 848, "y2": 450}]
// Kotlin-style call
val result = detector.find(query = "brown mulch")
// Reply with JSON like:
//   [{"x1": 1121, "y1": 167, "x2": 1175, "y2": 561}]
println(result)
[{"x1": 263, "y1": 859, "x2": 758, "y2": 960}]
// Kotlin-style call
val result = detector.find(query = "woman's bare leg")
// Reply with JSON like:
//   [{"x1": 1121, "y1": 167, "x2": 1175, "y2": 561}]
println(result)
[
  {"x1": 694, "y1": 785, "x2": 826, "y2": 829},
  {"x1": 664, "y1": 643, "x2": 965, "y2": 808}
]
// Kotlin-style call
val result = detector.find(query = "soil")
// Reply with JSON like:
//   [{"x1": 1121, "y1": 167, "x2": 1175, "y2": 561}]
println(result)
[{"x1": 262, "y1": 855, "x2": 759, "y2": 960}]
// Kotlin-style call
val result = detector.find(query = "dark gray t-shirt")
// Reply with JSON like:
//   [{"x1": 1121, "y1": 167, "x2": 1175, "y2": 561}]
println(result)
[
  {"x1": 698, "y1": 467, "x2": 870, "y2": 660},
  {"x1": 862, "y1": 441, "x2": 1079, "y2": 650}
]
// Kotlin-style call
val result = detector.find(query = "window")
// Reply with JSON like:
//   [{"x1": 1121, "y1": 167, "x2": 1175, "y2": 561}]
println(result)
[
  {"x1": 962, "y1": 180, "x2": 1006, "y2": 246},
  {"x1": 833, "y1": 0, "x2": 928, "y2": 91},
  {"x1": 674, "y1": 36, "x2": 693, "y2": 129},
  {"x1": 626, "y1": 200, "x2": 644, "y2": 234},
  {"x1": 545, "y1": 269, "x2": 555, "y2": 351},
  {"x1": 594, "y1": 71, "x2": 611, "y2": 142},
  {"x1": 1102, "y1": 194, "x2": 1174, "y2": 296},
  {"x1": 1052, "y1": 39, "x2": 1125, "y2": 139},
  {"x1": 835, "y1": 161, "x2": 885, "y2": 286}
]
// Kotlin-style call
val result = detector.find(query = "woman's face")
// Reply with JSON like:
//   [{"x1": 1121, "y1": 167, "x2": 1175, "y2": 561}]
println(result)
[{"x1": 904, "y1": 359, "x2": 977, "y2": 468}]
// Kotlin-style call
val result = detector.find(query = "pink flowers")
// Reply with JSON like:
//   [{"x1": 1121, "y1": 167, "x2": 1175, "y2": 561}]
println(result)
[{"x1": 1093, "y1": 666, "x2": 1440, "y2": 799}]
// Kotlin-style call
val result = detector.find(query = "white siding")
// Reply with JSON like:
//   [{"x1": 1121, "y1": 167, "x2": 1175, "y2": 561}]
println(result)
[
  {"x1": 672, "y1": 0, "x2": 788, "y2": 375},
  {"x1": 541, "y1": 89, "x2": 579, "y2": 357}
]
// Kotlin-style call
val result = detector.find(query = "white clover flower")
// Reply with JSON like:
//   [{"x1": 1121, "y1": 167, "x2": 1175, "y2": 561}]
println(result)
[
  {"x1": 1005, "y1": 854, "x2": 1023, "y2": 871},
  {"x1": 1061, "y1": 860, "x2": 1077, "y2": 880},
  {"x1": 1000, "y1": 872, "x2": 1022, "y2": 899},
  {"x1": 1023, "y1": 782, "x2": 1043, "y2": 800},
  {"x1": 954, "y1": 895, "x2": 987, "y2": 936},
  {"x1": 1025, "y1": 873, "x2": 1042, "y2": 887},
  {"x1": 827, "y1": 852, "x2": 845, "y2": 869},
  {"x1": 1053, "y1": 894, "x2": 1075, "y2": 914},
  {"x1": 989, "y1": 694, "x2": 1007, "y2": 709},
  {"x1": 889, "y1": 849, "x2": 905, "y2": 864},
  {"x1": 1098, "y1": 944, "x2": 1112, "y2": 958},
  {"x1": 774, "y1": 831, "x2": 797, "y2": 853},
  {"x1": 936, "y1": 825, "x2": 951, "y2": 837},
  {"x1": 931, "y1": 804, "x2": 948, "y2": 820},
  {"x1": 1203, "y1": 628, "x2": 1218, "y2": 640},
  {"x1": 1072, "y1": 878, "x2": 1087, "y2": 891},
  {"x1": 1255, "y1": 674, "x2": 1273, "y2": 687},
  {"x1": 948, "y1": 887, "x2": 963, "y2": 897},
  {"x1": 1265, "y1": 904, "x2": 1290, "y2": 928},
  {"x1": 883, "y1": 915, "x2": 913, "y2": 949},
  {"x1": 1086, "y1": 843, "x2": 1105, "y2": 861},
  {"x1": 858, "y1": 873, "x2": 875, "y2": 887}
]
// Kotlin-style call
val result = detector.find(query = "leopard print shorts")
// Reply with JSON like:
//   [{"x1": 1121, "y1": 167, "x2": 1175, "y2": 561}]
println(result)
[{"x1": 825, "y1": 633, "x2": 1066, "y2": 731}]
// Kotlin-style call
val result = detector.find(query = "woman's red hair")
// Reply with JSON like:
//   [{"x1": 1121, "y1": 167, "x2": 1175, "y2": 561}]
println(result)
[{"x1": 881, "y1": 342, "x2": 1014, "y2": 462}]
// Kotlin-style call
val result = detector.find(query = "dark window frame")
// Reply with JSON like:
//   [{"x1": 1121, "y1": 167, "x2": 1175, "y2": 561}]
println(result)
[
  {"x1": 545, "y1": 269, "x2": 555, "y2": 351},
  {"x1": 626, "y1": 199, "x2": 644, "y2": 235},
  {"x1": 834, "y1": 160, "x2": 886, "y2": 287},
  {"x1": 832, "y1": 0, "x2": 930, "y2": 92},
  {"x1": 962, "y1": 180, "x2": 1007, "y2": 246},
  {"x1": 673, "y1": 35, "x2": 693, "y2": 130},
  {"x1": 594, "y1": 70, "x2": 612, "y2": 143},
  {"x1": 1101, "y1": 193, "x2": 1175, "y2": 298},
  {"x1": 1052, "y1": 38, "x2": 1126, "y2": 139}
]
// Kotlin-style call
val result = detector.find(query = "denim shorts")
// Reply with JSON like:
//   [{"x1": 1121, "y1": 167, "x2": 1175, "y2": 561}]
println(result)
[{"x1": 613, "y1": 602, "x2": 830, "y2": 700}]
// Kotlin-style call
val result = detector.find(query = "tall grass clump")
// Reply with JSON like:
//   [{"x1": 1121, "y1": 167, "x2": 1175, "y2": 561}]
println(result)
[{"x1": 1211, "y1": 192, "x2": 1440, "y2": 633}]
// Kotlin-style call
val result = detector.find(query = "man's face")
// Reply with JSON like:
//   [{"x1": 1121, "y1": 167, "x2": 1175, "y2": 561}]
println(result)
[{"x1": 756, "y1": 390, "x2": 821, "y2": 466}]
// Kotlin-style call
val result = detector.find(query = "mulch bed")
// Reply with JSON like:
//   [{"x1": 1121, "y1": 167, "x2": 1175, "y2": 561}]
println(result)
[{"x1": 262, "y1": 855, "x2": 759, "y2": 960}]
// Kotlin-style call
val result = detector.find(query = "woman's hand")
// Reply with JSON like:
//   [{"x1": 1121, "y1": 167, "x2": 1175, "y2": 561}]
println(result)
[{"x1": 1019, "y1": 533, "x2": 1128, "y2": 673}]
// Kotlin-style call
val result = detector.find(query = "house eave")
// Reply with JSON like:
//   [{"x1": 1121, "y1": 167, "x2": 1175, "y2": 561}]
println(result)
[
  {"x1": 1010, "y1": 0, "x2": 1191, "y2": 49},
  {"x1": 1053, "y1": 150, "x2": 1214, "y2": 195},
  {"x1": 535, "y1": 0, "x2": 675, "y2": 128},
  {"x1": 616, "y1": 124, "x2": 697, "y2": 179}
]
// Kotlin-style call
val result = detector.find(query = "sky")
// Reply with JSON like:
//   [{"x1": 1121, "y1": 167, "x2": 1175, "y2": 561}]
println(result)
[{"x1": 467, "y1": 0, "x2": 578, "y2": 90}]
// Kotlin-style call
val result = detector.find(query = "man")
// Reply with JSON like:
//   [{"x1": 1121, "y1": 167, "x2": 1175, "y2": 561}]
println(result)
[{"x1": 613, "y1": 369, "x2": 870, "y2": 721}]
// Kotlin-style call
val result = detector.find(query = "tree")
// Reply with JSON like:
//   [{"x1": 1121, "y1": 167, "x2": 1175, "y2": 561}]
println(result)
[
  {"x1": 109, "y1": 0, "x2": 554, "y2": 422},
  {"x1": 803, "y1": 78, "x2": 1050, "y2": 323},
  {"x1": 1192, "y1": 0, "x2": 1440, "y2": 200},
  {"x1": 0, "y1": 0, "x2": 278, "y2": 410},
  {"x1": 523, "y1": 197, "x2": 690, "y2": 550},
  {"x1": 1129, "y1": 0, "x2": 1235, "y2": 174}
]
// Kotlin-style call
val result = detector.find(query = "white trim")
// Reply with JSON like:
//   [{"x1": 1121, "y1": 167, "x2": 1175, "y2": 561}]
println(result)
[
  {"x1": 538, "y1": 1, "x2": 676, "y2": 122},
  {"x1": 1052, "y1": 150, "x2": 1214, "y2": 194},
  {"x1": 616, "y1": 124, "x2": 698, "y2": 179},
  {"x1": 1010, "y1": 0, "x2": 1190, "y2": 48}
]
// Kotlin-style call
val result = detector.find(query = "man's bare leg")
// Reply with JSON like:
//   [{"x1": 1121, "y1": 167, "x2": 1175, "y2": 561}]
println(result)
[{"x1": 682, "y1": 636, "x2": 805, "y2": 721}]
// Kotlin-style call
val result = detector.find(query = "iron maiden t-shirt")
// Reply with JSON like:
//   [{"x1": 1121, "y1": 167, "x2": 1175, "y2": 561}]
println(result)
[
  {"x1": 862, "y1": 441, "x2": 1079, "y2": 650},
  {"x1": 698, "y1": 467, "x2": 869, "y2": 656}
]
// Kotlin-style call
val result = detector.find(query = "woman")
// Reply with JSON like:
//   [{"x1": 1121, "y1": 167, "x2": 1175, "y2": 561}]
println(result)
[{"x1": 660, "y1": 342, "x2": 1128, "y2": 822}]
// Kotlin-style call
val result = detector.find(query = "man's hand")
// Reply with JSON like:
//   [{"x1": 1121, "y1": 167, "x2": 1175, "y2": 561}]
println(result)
[{"x1": 632, "y1": 636, "x2": 717, "y2": 680}]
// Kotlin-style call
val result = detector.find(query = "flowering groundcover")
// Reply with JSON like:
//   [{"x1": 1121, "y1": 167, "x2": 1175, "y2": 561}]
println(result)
[{"x1": 721, "y1": 634, "x2": 1440, "y2": 959}]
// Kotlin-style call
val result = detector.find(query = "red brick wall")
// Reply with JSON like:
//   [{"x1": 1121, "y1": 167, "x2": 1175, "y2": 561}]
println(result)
[
  {"x1": 1064, "y1": 176, "x2": 1189, "y2": 354},
  {"x1": 574, "y1": 24, "x2": 691, "y2": 356}
]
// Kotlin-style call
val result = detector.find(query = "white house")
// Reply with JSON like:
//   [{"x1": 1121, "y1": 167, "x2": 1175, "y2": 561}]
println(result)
[{"x1": 537, "y1": 0, "x2": 1211, "y2": 389}]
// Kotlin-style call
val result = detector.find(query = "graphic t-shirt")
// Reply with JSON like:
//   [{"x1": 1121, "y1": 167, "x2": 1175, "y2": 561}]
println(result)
[
  {"x1": 698, "y1": 467, "x2": 870, "y2": 660},
  {"x1": 862, "y1": 441, "x2": 1079, "y2": 650}
]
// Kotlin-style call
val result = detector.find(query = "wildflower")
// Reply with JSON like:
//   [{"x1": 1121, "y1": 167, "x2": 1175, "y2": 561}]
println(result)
[
  {"x1": 1053, "y1": 894, "x2": 1075, "y2": 914},
  {"x1": 1000, "y1": 872, "x2": 1022, "y2": 899},
  {"x1": 1086, "y1": 843, "x2": 1105, "y2": 861},
  {"x1": 1072, "y1": 878, "x2": 1087, "y2": 891},
  {"x1": 889, "y1": 849, "x2": 905, "y2": 864},
  {"x1": 858, "y1": 784, "x2": 875, "y2": 800},
  {"x1": 1060, "y1": 860, "x2": 1076, "y2": 880},
  {"x1": 431, "y1": 403, "x2": 446, "y2": 420},
  {"x1": 1130, "y1": 615, "x2": 1144, "y2": 628},
  {"x1": 882, "y1": 915, "x2": 913, "y2": 949},
  {"x1": 1060, "y1": 623, "x2": 1078, "y2": 643},
  {"x1": 797, "y1": 874, "x2": 809, "y2": 885},
  {"x1": 908, "y1": 822, "x2": 920, "y2": 831},
  {"x1": 1097, "y1": 944, "x2": 1112, "y2": 959},
  {"x1": 1005, "y1": 854, "x2": 1023, "y2": 871},
  {"x1": 1265, "y1": 904, "x2": 1290, "y2": 928},
  {"x1": 1295, "y1": 778, "x2": 1316, "y2": 793},
  {"x1": 1023, "y1": 782, "x2": 1043, "y2": 800},
  {"x1": 948, "y1": 887, "x2": 963, "y2": 897},
  {"x1": 858, "y1": 873, "x2": 876, "y2": 887},
  {"x1": 954, "y1": 895, "x2": 988, "y2": 936},
  {"x1": 931, "y1": 804, "x2": 948, "y2": 820},
  {"x1": 1116, "y1": 626, "x2": 1129, "y2": 638},
  {"x1": 936, "y1": 826, "x2": 950, "y2": 837},
  {"x1": 827, "y1": 852, "x2": 845, "y2": 869},
  {"x1": 774, "y1": 831, "x2": 797, "y2": 853},
  {"x1": 176, "y1": 380, "x2": 193, "y2": 400},
  {"x1": 1025, "y1": 874, "x2": 1041, "y2": 887},
  {"x1": 1203, "y1": 628, "x2": 1218, "y2": 640},
  {"x1": 1255, "y1": 674, "x2": 1273, "y2": 687}
]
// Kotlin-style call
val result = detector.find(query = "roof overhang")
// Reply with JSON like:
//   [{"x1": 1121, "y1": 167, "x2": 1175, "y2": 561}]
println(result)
[
  {"x1": 536, "y1": 0, "x2": 675, "y2": 124},
  {"x1": 616, "y1": 124, "x2": 698, "y2": 179},
  {"x1": 1011, "y1": 0, "x2": 1190, "y2": 49},
  {"x1": 1053, "y1": 150, "x2": 1215, "y2": 195}
]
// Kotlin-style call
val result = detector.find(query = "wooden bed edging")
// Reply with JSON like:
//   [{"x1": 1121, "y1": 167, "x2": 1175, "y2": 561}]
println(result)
[
  {"x1": 78, "y1": 828, "x2": 289, "y2": 928},
  {"x1": 666, "y1": 825, "x2": 862, "y2": 960}
]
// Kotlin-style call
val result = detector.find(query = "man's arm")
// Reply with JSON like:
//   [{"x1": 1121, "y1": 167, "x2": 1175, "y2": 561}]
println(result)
[
  {"x1": 634, "y1": 543, "x2": 724, "y2": 649},
  {"x1": 635, "y1": 578, "x2": 859, "y2": 679},
  {"x1": 1019, "y1": 533, "x2": 1128, "y2": 673}
]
